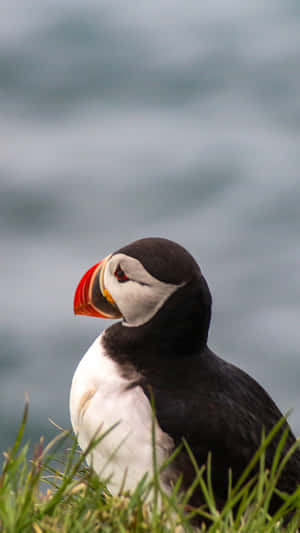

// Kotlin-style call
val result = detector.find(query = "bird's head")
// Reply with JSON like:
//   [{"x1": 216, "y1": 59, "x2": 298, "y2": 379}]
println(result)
[{"x1": 74, "y1": 237, "x2": 211, "y2": 331}]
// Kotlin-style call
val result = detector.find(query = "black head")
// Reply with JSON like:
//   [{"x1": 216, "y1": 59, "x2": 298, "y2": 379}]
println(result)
[
  {"x1": 115, "y1": 237, "x2": 201, "y2": 285},
  {"x1": 96, "y1": 237, "x2": 213, "y2": 363}
]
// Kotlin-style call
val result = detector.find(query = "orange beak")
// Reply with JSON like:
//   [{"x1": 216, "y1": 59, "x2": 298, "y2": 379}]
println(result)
[{"x1": 73, "y1": 256, "x2": 122, "y2": 319}]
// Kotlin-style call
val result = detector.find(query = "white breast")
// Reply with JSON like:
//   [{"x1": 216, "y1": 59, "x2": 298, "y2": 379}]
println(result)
[{"x1": 70, "y1": 333, "x2": 173, "y2": 494}]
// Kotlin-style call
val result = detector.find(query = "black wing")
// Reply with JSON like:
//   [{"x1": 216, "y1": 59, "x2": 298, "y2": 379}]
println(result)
[{"x1": 141, "y1": 348, "x2": 300, "y2": 510}]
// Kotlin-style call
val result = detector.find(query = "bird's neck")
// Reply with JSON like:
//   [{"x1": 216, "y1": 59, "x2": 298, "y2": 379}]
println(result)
[{"x1": 102, "y1": 279, "x2": 211, "y2": 375}]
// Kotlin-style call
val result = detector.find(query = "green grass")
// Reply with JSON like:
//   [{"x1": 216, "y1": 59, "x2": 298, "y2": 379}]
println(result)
[{"x1": 1, "y1": 403, "x2": 300, "y2": 532}]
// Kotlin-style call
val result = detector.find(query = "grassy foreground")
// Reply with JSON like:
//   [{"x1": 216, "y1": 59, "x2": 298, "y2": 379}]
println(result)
[{"x1": 1, "y1": 404, "x2": 300, "y2": 532}]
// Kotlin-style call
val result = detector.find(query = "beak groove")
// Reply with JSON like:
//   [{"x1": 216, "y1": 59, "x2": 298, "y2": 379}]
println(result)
[{"x1": 73, "y1": 256, "x2": 122, "y2": 319}]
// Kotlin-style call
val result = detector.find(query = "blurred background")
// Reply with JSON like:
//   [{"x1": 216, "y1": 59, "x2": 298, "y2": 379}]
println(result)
[{"x1": 1, "y1": 0, "x2": 300, "y2": 454}]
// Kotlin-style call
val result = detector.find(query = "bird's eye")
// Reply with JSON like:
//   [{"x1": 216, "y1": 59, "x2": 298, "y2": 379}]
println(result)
[{"x1": 114, "y1": 266, "x2": 129, "y2": 283}]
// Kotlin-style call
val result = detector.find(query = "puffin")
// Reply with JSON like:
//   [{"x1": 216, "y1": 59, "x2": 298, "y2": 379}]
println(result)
[{"x1": 70, "y1": 237, "x2": 300, "y2": 515}]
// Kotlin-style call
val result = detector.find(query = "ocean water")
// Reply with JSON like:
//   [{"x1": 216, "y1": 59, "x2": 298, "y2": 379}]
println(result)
[{"x1": 1, "y1": 0, "x2": 300, "y2": 454}]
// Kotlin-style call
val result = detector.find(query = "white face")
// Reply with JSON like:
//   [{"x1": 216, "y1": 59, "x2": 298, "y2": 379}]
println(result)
[{"x1": 103, "y1": 253, "x2": 185, "y2": 327}]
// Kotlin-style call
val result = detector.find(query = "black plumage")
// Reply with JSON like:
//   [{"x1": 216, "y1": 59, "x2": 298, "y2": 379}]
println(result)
[{"x1": 103, "y1": 238, "x2": 300, "y2": 514}]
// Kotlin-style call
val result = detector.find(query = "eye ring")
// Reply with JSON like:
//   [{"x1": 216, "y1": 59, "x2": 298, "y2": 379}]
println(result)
[{"x1": 114, "y1": 266, "x2": 129, "y2": 283}]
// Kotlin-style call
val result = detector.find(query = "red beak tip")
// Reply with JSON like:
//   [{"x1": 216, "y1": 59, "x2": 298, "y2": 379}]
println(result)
[{"x1": 73, "y1": 257, "x2": 121, "y2": 320}]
